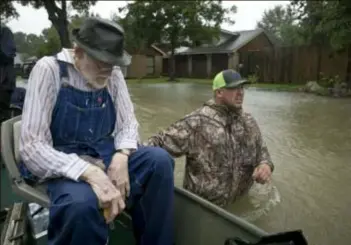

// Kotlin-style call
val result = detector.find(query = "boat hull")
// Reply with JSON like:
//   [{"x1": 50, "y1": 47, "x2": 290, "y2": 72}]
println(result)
[{"x1": 1, "y1": 166, "x2": 266, "y2": 245}]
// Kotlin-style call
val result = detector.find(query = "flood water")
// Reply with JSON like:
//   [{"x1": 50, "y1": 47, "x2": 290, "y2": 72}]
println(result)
[
  {"x1": 17, "y1": 81, "x2": 351, "y2": 244},
  {"x1": 129, "y1": 82, "x2": 351, "y2": 245}
]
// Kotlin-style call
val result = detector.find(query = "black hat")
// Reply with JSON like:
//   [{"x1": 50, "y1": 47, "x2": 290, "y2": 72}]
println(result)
[{"x1": 71, "y1": 17, "x2": 131, "y2": 66}]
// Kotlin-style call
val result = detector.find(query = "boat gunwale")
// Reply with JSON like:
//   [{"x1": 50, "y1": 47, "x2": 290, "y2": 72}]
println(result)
[{"x1": 174, "y1": 186, "x2": 268, "y2": 237}]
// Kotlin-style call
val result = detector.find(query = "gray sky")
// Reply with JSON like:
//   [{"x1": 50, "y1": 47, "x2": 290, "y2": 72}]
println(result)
[{"x1": 7, "y1": 1, "x2": 289, "y2": 35}]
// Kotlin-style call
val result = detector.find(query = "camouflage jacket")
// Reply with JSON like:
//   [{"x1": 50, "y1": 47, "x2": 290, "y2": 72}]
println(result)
[{"x1": 146, "y1": 99, "x2": 274, "y2": 207}]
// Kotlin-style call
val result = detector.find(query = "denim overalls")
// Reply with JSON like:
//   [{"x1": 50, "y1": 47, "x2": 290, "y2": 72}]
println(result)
[{"x1": 20, "y1": 57, "x2": 175, "y2": 245}]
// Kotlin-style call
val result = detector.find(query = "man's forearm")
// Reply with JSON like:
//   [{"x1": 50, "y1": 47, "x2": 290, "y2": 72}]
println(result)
[
  {"x1": 146, "y1": 135, "x2": 163, "y2": 147},
  {"x1": 20, "y1": 139, "x2": 90, "y2": 181},
  {"x1": 146, "y1": 130, "x2": 189, "y2": 158},
  {"x1": 257, "y1": 140, "x2": 274, "y2": 172}
]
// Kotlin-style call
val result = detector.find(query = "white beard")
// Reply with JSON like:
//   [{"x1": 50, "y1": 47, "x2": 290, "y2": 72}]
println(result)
[
  {"x1": 80, "y1": 69, "x2": 109, "y2": 89},
  {"x1": 74, "y1": 52, "x2": 109, "y2": 89}
]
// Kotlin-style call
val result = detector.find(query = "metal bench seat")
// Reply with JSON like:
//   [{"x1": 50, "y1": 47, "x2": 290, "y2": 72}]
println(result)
[{"x1": 1, "y1": 116, "x2": 50, "y2": 208}]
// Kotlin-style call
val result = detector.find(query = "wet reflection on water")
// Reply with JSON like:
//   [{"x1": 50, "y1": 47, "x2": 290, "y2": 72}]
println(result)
[{"x1": 128, "y1": 83, "x2": 351, "y2": 245}]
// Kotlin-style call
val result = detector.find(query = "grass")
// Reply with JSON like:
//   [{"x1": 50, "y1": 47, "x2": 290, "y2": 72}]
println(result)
[
  {"x1": 17, "y1": 75, "x2": 303, "y2": 92},
  {"x1": 126, "y1": 77, "x2": 211, "y2": 84},
  {"x1": 249, "y1": 83, "x2": 304, "y2": 91},
  {"x1": 126, "y1": 77, "x2": 304, "y2": 92}
]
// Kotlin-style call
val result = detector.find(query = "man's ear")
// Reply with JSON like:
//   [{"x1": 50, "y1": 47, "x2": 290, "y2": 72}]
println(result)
[
  {"x1": 73, "y1": 45, "x2": 84, "y2": 59},
  {"x1": 216, "y1": 89, "x2": 224, "y2": 98}
]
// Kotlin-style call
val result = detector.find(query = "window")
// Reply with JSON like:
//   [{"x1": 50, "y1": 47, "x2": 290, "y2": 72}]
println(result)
[{"x1": 146, "y1": 56, "x2": 155, "y2": 75}]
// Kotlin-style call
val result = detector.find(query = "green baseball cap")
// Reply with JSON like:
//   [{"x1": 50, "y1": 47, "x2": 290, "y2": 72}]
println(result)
[{"x1": 212, "y1": 69, "x2": 250, "y2": 91}]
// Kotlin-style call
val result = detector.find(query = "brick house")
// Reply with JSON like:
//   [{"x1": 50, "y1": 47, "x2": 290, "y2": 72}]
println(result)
[
  {"x1": 124, "y1": 44, "x2": 166, "y2": 79},
  {"x1": 163, "y1": 28, "x2": 278, "y2": 78}
]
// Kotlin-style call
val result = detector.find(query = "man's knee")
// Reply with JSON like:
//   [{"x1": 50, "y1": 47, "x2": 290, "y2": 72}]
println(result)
[
  {"x1": 64, "y1": 198, "x2": 101, "y2": 223},
  {"x1": 48, "y1": 180, "x2": 108, "y2": 243},
  {"x1": 48, "y1": 180, "x2": 101, "y2": 222},
  {"x1": 143, "y1": 146, "x2": 174, "y2": 177}
]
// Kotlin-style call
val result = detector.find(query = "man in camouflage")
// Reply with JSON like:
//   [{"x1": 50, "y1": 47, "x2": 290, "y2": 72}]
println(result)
[{"x1": 146, "y1": 69, "x2": 274, "y2": 208}]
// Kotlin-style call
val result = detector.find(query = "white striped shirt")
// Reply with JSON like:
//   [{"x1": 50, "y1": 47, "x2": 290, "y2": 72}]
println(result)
[{"x1": 19, "y1": 48, "x2": 139, "y2": 181}]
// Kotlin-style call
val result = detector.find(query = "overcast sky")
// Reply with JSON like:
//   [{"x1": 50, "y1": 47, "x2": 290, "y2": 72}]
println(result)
[{"x1": 7, "y1": 1, "x2": 289, "y2": 35}]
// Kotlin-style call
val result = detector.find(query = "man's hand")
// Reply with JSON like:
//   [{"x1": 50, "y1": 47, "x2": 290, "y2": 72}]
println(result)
[
  {"x1": 252, "y1": 162, "x2": 272, "y2": 184},
  {"x1": 107, "y1": 152, "x2": 130, "y2": 201},
  {"x1": 80, "y1": 164, "x2": 125, "y2": 223}
]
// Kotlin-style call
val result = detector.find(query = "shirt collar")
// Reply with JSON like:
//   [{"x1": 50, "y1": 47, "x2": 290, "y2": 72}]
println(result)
[{"x1": 56, "y1": 48, "x2": 75, "y2": 64}]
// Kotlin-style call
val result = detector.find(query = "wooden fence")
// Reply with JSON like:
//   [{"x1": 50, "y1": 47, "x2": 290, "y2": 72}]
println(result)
[{"x1": 239, "y1": 45, "x2": 349, "y2": 84}]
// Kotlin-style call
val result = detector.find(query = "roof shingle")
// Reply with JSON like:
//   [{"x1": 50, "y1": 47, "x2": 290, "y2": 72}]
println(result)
[{"x1": 175, "y1": 28, "x2": 275, "y2": 55}]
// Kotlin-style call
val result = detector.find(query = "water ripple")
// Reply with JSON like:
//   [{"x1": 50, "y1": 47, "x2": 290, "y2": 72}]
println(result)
[{"x1": 128, "y1": 84, "x2": 351, "y2": 245}]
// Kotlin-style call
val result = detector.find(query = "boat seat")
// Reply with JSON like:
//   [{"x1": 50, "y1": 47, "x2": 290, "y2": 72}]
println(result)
[
  {"x1": 13, "y1": 120, "x2": 21, "y2": 163},
  {"x1": 1, "y1": 116, "x2": 50, "y2": 208}
]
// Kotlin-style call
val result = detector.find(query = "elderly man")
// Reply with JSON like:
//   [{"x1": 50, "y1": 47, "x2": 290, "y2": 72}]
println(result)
[
  {"x1": 147, "y1": 69, "x2": 274, "y2": 208},
  {"x1": 19, "y1": 17, "x2": 174, "y2": 245}
]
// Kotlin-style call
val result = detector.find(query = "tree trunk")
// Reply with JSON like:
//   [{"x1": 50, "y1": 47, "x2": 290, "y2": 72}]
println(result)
[
  {"x1": 168, "y1": 32, "x2": 177, "y2": 82},
  {"x1": 316, "y1": 45, "x2": 322, "y2": 82},
  {"x1": 54, "y1": 19, "x2": 71, "y2": 48},
  {"x1": 58, "y1": 0, "x2": 71, "y2": 48},
  {"x1": 43, "y1": 0, "x2": 72, "y2": 49},
  {"x1": 168, "y1": 48, "x2": 176, "y2": 82}
]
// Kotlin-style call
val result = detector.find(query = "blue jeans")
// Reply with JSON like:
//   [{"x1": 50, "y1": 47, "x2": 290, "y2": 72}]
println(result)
[{"x1": 47, "y1": 146, "x2": 175, "y2": 245}]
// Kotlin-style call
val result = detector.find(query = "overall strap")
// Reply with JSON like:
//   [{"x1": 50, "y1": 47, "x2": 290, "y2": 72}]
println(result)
[
  {"x1": 52, "y1": 54, "x2": 70, "y2": 93},
  {"x1": 53, "y1": 54, "x2": 69, "y2": 79}
]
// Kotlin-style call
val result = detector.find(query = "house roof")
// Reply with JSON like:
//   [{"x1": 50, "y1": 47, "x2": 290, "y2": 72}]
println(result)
[
  {"x1": 150, "y1": 44, "x2": 167, "y2": 56},
  {"x1": 25, "y1": 56, "x2": 38, "y2": 62},
  {"x1": 152, "y1": 43, "x2": 172, "y2": 53},
  {"x1": 126, "y1": 44, "x2": 167, "y2": 56},
  {"x1": 175, "y1": 28, "x2": 277, "y2": 55}
]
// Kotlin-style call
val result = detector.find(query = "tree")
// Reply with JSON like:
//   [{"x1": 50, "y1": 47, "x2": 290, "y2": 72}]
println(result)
[
  {"x1": 14, "y1": 30, "x2": 54, "y2": 58},
  {"x1": 1, "y1": 0, "x2": 97, "y2": 48},
  {"x1": 0, "y1": 1, "x2": 18, "y2": 24},
  {"x1": 257, "y1": 5, "x2": 305, "y2": 46},
  {"x1": 13, "y1": 32, "x2": 29, "y2": 54},
  {"x1": 316, "y1": 0, "x2": 351, "y2": 87},
  {"x1": 12, "y1": 12, "x2": 99, "y2": 59},
  {"x1": 118, "y1": 0, "x2": 236, "y2": 81},
  {"x1": 13, "y1": 31, "x2": 46, "y2": 58},
  {"x1": 37, "y1": 26, "x2": 61, "y2": 57},
  {"x1": 111, "y1": 13, "x2": 148, "y2": 55},
  {"x1": 69, "y1": 12, "x2": 101, "y2": 34},
  {"x1": 291, "y1": 0, "x2": 351, "y2": 87},
  {"x1": 289, "y1": 1, "x2": 331, "y2": 81}
]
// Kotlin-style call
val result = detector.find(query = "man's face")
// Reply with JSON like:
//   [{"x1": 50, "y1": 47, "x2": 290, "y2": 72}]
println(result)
[
  {"x1": 74, "y1": 47, "x2": 114, "y2": 88},
  {"x1": 216, "y1": 85, "x2": 245, "y2": 109}
]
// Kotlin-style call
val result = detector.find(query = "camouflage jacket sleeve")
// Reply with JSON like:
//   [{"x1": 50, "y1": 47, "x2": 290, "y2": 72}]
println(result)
[
  {"x1": 146, "y1": 114, "x2": 198, "y2": 158},
  {"x1": 252, "y1": 117, "x2": 275, "y2": 172}
]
